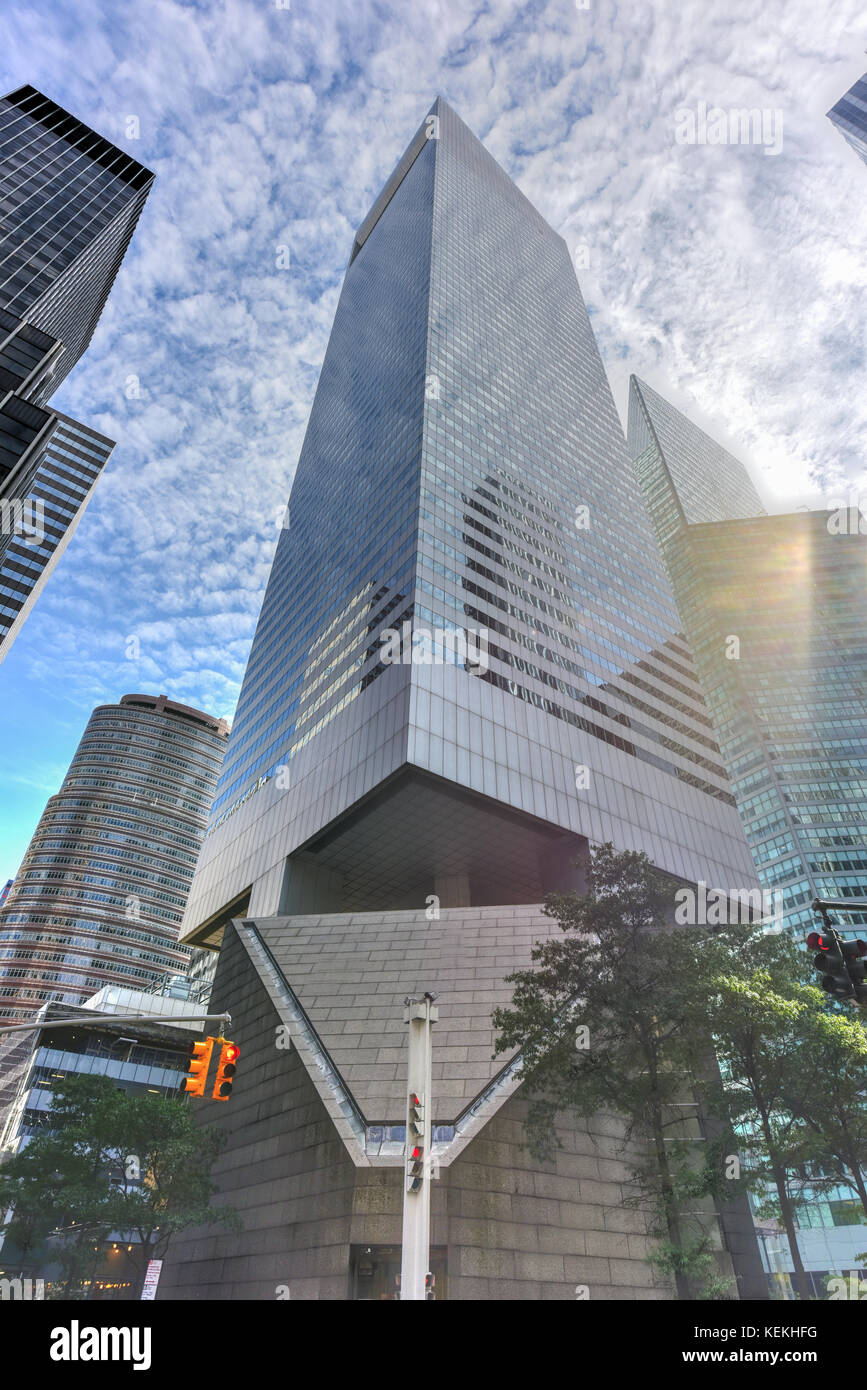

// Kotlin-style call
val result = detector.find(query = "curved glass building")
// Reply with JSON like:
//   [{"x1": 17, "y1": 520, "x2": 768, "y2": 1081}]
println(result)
[{"x1": 0, "y1": 693, "x2": 229, "y2": 1022}]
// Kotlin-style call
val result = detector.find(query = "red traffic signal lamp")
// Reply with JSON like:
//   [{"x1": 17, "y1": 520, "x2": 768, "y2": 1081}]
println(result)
[
  {"x1": 408, "y1": 1090, "x2": 425, "y2": 1138},
  {"x1": 212, "y1": 1041, "x2": 240, "y2": 1101},
  {"x1": 806, "y1": 927, "x2": 867, "y2": 1001},
  {"x1": 406, "y1": 1144, "x2": 424, "y2": 1193},
  {"x1": 807, "y1": 928, "x2": 851, "y2": 996},
  {"x1": 406, "y1": 1089, "x2": 426, "y2": 1192},
  {"x1": 180, "y1": 1038, "x2": 214, "y2": 1097}
]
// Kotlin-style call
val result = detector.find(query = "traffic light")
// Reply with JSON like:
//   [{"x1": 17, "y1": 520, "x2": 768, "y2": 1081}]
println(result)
[
  {"x1": 212, "y1": 1041, "x2": 240, "y2": 1101},
  {"x1": 408, "y1": 1090, "x2": 425, "y2": 1139},
  {"x1": 425, "y1": 1272, "x2": 435, "y2": 1300},
  {"x1": 806, "y1": 929, "x2": 867, "y2": 1001},
  {"x1": 406, "y1": 1143, "x2": 424, "y2": 1193},
  {"x1": 180, "y1": 1038, "x2": 214, "y2": 1097},
  {"x1": 406, "y1": 1089, "x2": 425, "y2": 1193},
  {"x1": 841, "y1": 938, "x2": 867, "y2": 1003},
  {"x1": 807, "y1": 929, "x2": 850, "y2": 996}
]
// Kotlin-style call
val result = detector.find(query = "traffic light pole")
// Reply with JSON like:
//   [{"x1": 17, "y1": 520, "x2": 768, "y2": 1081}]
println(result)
[{"x1": 400, "y1": 992, "x2": 437, "y2": 1302}]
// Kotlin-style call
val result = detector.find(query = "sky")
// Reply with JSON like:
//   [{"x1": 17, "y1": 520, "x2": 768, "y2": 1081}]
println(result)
[{"x1": 0, "y1": 0, "x2": 865, "y2": 879}]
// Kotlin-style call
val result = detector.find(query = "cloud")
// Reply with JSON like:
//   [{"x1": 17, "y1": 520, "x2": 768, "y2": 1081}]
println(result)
[{"x1": 0, "y1": 0, "x2": 865, "y2": 868}]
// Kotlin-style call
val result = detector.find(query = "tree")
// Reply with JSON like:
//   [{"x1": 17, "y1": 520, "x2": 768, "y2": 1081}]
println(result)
[
  {"x1": 701, "y1": 957, "x2": 818, "y2": 1301},
  {"x1": 777, "y1": 990, "x2": 867, "y2": 1222},
  {"x1": 0, "y1": 1074, "x2": 241, "y2": 1298},
  {"x1": 689, "y1": 930, "x2": 867, "y2": 1302},
  {"x1": 492, "y1": 842, "x2": 741, "y2": 1300}
]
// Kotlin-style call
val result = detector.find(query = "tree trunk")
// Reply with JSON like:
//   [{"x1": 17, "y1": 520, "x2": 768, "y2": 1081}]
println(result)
[
  {"x1": 752, "y1": 1093, "x2": 811, "y2": 1301},
  {"x1": 845, "y1": 1155, "x2": 867, "y2": 1223},
  {"x1": 769, "y1": 1160, "x2": 812, "y2": 1301},
  {"x1": 648, "y1": 1098, "x2": 690, "y2": 1298},
  {"x1": 837, "y1": 1120, "x2": 867, "y2": 1223},
  {"x1": 644, "y1": 1034, "x2": 691, "y2": 1299}
]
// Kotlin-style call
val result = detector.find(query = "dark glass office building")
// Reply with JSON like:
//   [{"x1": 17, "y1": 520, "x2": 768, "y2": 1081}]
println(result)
[
  {"x1": 0, "y1": 694, "x2": 229, "y2": 1024},
  {"x1": 0, "y1": 407, "x2": 114, "y2": 654},
  {"x1": 828, "y1": 72, "x2": 867, "y2": 167},
  {"x1": 0, "y1": 85, "x2": 153, "y2": 397},
  {"x1": 0, "y1": 85, "x2": 153, "y2": 660},
  {"x1": 629, "y1": 376, "x2": 867, "y2": 939}
]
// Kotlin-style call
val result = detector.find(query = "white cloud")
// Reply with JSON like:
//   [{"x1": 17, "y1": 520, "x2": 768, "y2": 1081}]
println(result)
[{"x1": 0, "y1": 0, "x2": 865, "y2": 866}]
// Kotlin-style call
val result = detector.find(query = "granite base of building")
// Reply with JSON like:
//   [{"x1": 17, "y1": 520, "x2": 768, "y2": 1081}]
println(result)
[{"x1": 158, "y1": 909, "x2": 765, "y2": 1300}]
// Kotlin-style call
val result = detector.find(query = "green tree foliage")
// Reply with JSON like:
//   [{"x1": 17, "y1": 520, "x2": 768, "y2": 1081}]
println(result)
[
  {"x1": 492, "y1": 842, "x2": 867, "y2": 1301},
  {"x1": 703, "y1": 954, "x2": 867, "y2": 1300},
  {"x1": 700, "y1": 954, "x2": 818, "y2": 1302},
  {"x1": 777, "y1": 992, "x2": 867, "y2": 1220},
  {"x1": 492, "y1": 842, "x2": 741, "y2": 1299},
  {"x1": 0, "y1": 1074, "x2": 240, "y2": 1298}
]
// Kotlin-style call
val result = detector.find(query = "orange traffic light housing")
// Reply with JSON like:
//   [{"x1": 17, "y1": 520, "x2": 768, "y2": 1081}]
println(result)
[
  {"x1": 212, "y1": 1041, "x2": 240, "y2": 1101},
  {"x1": 180, "y1": 1037, "x2": 214, "y2": 1097}
]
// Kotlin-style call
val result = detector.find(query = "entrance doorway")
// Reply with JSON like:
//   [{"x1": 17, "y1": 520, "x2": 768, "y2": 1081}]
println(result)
[{"x1": 350, "y1": 1245, "x2": 447, "y2": 1300}]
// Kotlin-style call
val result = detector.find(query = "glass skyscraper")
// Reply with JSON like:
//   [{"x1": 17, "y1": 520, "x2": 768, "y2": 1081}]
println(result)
[
  {"x1": 0, "y1": 84, "x2": 153, "y2": 397},
  {"x1": 0, "y1": 694, "x2": 229, "y2": 1024},
  {"x1": 0, "y1": 407, "x2": 114, "y2": 656},
  {"x1": 183, "y1": 97, "x2": 757, "y2": 947},
  {"x1": 828, "y1": 72, "x2": 867, "y2": 167},
  {"x1": 0, "y1": 84, "x2": 153, "y2": 660},
  {"x1": 629, "y1": 375, "x2": 867, "y2": 939},
  {"x1": 159, "y1": 98, "x2": 767, "y2": 1303}
]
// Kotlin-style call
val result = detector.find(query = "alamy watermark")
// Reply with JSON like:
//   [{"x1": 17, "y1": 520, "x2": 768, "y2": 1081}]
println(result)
[
  {"x1": 380, "y1": 621, "x2": 489, "y2": 673},
  {"x1": 675, "y1": 101, "x2": 783, "y2": 157},
  {"x1": 674, "y1": 882, "x2": 784, "y2": 927},
  {"x1": 827, "y1": 1272, "x2": 867, "y2": 1300},
  {"x1": 0, "y1": 1276, "x2": 44, "y2": 1300},
  {"x1": 826, "y1": 494, "x2": 866, "y2": 536},
  {"x1": 0, "y1": 497, "x2": 45, "y2": 545}
]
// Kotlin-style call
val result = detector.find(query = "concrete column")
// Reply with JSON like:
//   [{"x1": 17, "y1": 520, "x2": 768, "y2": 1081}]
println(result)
[{"x1": 278, "y1": 856, "x2": 345, "y2": 915}]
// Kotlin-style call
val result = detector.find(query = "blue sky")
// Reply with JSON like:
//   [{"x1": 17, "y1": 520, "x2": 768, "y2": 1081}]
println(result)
[{"x1": 1, "y1": 0, "x2": 865, "y2": 879}]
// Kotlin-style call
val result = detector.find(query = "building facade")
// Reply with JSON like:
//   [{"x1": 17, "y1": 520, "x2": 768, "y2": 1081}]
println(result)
[
  {"x1": 628, "y1": 376, "x2": 867, "y2": 940},
  {"x1": 0, "y1": 407, "x2": 114, "y2": 655},
  {"x1": 185, "y1": 96, "x2": 757, "y2": 949},
  {"x1": 159, "y1": 99, "x2": 767, "y2": 1301},
  {"x1": 0, "y1": 693, "x2": 229, "y2": 1024},
  {"x1": 0, "y1": 84, "x2": 153, "y2": 397},
  {"x1": 828, "y1": 72, "x2": 867, "y2": 167},
  {"x1": 0, "y1": 84, "x2": 153, "y2": 660}
]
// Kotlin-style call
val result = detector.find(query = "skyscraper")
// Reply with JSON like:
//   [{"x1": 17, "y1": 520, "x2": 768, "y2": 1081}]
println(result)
[
  {"x1": 629, "y1": 376, "x2": 867, "y2": 939},
  {"x1": 0, "y1": 85, "x2": 153, "y2": 661},
  {"x1": 184, "y1": 97, "x2": 756, "y2": 949},
  {"x1": 159, "y1": 100, "x2": 766, "y2": 1302},
  {"x1": 0, "y1": 407, "x2": 114, "y2": 657},
  {"x1": 828, "y1": 72, "x2": 867, "y2": 167},
  {"x1": 0, "y1": 694, "x2": 229, "y2": 1024},
  {"x1": 0, "y1": 85, "x2": 153, "y2": 396}
]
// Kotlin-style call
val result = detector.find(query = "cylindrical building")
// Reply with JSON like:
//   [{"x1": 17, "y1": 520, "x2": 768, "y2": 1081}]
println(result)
[{"x1": 0, "y1": 694, "x2": 229, "y2": 1022}]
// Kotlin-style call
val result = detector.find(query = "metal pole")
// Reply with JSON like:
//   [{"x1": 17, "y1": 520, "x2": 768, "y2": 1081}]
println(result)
[
  {"x1": 400, "y1": 993, "x2": 437, "y2": 1301},
  {"x1": 0, "y1": 1012, "x2": 232, "y2": 1036}
]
